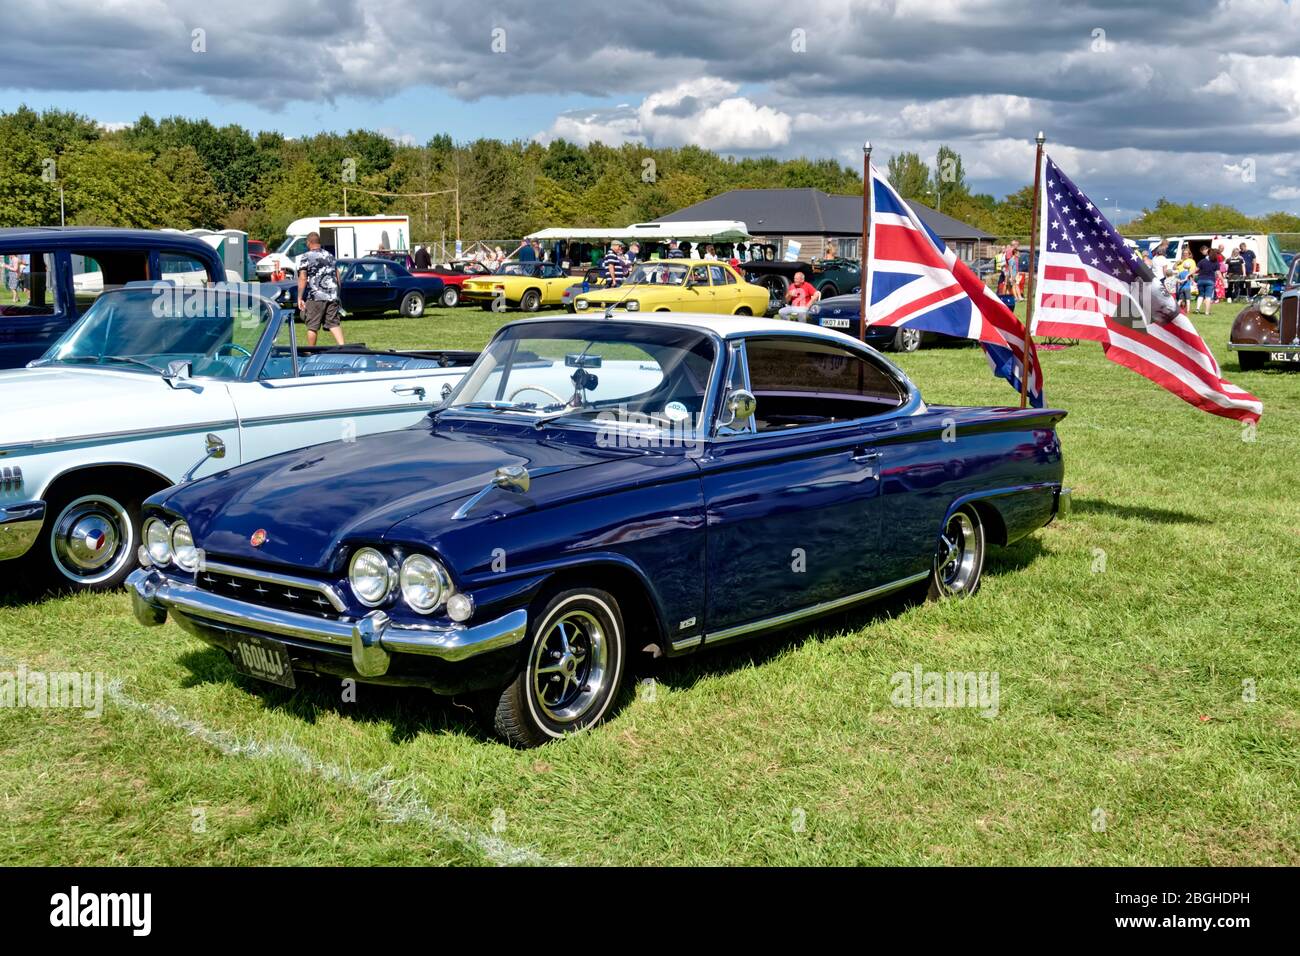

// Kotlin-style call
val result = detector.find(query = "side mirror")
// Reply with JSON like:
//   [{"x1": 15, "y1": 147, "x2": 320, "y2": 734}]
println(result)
[
  {"x1": 720, "y1": 389, "x2": 757, "y2": 428},
  {"x1": 181, "y1": 433, "x2": 226, "y2": 483},
  {"x1": 166, "y1": 360, "x2": 192, "y2": 380}
]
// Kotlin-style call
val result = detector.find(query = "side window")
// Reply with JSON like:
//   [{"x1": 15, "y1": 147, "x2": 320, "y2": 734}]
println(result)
[
  {"x1": 71, "y1": 250, "x2": 149, "y2": 314},
  {"x1": 159, "y1": 253, "x2": 214, "y2": 286},
  {"x1": 742, "y1": 338, "x2": 905, "y2": 431},
  {"x1": 719, "y1": 266, "x2": 736, "y2": 285},
  {"x1": 708, "y1": 265, "x2": 727, "y2": 285},
  {"x1": 377, "y1": 264, "x2": 396, "y2": 281},
  {"x1": 1289, "y1": 257, "x2": 1300, "y2": 288},
  {"x1": 0, "y1": 251, "x2": 59, "y2": 317},
  {"x1": 689, "y1": 265, "x2": 710, "y2": 285},
  {"x1": 261, "y1": 317, "x2": 299, "y2": 381},
  {"x1": 286, "y1": 237, "x2": 308, "y2": 258}
]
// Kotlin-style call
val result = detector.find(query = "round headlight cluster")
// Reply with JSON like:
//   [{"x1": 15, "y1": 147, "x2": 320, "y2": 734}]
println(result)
[
  {"x1": 625, "y1": 300, "x2": 640, "y2": 312},
  {"x1": 399, "y1": 554, "x2": 451, "y2": 614},
  {"x1": 1258, "y1": 295, "x2": 1281, "y2": 317},
  {"x1": 144, "y1": 517, "x2": 173, "y2": 566},
  {"x1": 348, "y1": 547, "x2": 393, "y2": 607},
  {"x1": 171, "y1": 521, "x2": 199, "y2": 571},
  {"x1": 574, "y1": 299, "x2": 589, "y2": 310}
]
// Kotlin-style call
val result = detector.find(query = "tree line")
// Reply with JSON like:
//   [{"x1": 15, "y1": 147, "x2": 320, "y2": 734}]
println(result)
[{"x1": 2, "y1": 106, "x2": 1295, "y2": 245}]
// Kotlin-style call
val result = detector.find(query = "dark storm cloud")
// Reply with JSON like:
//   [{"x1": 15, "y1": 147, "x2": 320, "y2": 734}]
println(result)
[{"x1": 3, "y1": 0, "x2": 1298, "y2": 211}]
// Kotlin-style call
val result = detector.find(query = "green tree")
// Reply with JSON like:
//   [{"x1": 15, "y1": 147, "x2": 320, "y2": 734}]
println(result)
[
  {"x1": 528, "y1": 175, "x2": 579, "y2": 231},
  {"x1": 155, "y1": 146, "x2": 223, "y2": 228},
  {"x1": 886, "y1": 151, "x2": 931, "y2": 202},
  {"x1": 61, "y1": 141, "x2": 183, "y2": 227}
]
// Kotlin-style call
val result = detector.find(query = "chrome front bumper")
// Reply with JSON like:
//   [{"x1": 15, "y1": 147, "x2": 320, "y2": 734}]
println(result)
[
  {"x1": 0, "y1": 500, "x2": 45, "y2": 560},
  {"x1": 127, "y1": 567, "x2": 527, "y2": 679}
]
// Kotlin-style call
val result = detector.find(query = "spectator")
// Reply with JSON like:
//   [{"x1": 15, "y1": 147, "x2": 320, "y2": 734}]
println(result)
[
  {"x1": 1150, "y1": 241, "x2": 1170, "y2": 283},
  {"x1": 1194, "y1": 245, "x2": 1217, "y2": 315},
  {"x1": 1002, "y1": 239, "x2": 1021, "y2": 299},
  {"x1": 626, "y1": 242, "x2": 641, "y2": 265},
  {"x1": 296, "y1": 232, "x2": 345, "y2": 347},
  {"x1": 1174, "y1": 244, "x2": 1195, "y2": 313},
  {"x1": 412, "y1": 244, "x2": 432, "y2": 271},
  {"x1": 825, "y1": 240, "x2": 839, "y2": 259},
  {"x1": 703, "y1": 244, "x2": 718, "y2": 261},
  {"x1": 778, "y1": 270, "x2": 821, "y2": 321},
  {"x1": 602, "y1": 241, "x2": 629, "y2": 286},
  {"x1": 1239, "y1": 242, "x2": 1256, "y2": 277},
  {"x1": 2, "y1": 255, "x2": 17, "y2": 303},
  {"x1": 666, "y1": 240, "x2": 684, "y2": 259},
  {"x1": 1214, "y1": 243, "x2": 1227, "y2": 302}
]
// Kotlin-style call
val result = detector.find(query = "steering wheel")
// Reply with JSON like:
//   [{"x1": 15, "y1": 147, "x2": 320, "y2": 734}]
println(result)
[
  {"x1": 508, "y1": 384, "x2": 567, "y2": 404},
  {"x1": 216, "y1": 343, "x2": 252, "y2": 359}
]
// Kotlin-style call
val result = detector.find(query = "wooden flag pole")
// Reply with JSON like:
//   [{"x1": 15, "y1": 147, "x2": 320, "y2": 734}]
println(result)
[
  {"x1": 1020, "y1": 131, "x2": 1046, "y2": 409},
  {"x1": 859, "y1": 141, "x2": 872, "y2": 343}
]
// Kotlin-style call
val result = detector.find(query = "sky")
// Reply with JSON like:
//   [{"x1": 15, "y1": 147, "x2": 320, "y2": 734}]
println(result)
[{"x1": 3, "y1": 0, "x2": 1300, "y2": 218}]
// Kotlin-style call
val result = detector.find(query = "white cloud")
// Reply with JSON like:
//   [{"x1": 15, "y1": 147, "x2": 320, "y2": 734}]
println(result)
[{"x1": 1268, "y1": 185, "x2": 1300, "y2": 201}]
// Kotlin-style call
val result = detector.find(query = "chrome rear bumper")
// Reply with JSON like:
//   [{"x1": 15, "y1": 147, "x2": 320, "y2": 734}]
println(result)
[
  {"x1": 0, "y1": 500, "x2": 45, "y2": 560},
  {"x1": 127, "y1": 567, "x2": 527, "y2": 679}
]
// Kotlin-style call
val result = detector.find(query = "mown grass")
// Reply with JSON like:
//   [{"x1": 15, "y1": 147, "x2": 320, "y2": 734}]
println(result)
[{"x1": 1, "y1": 301, "x2": 1296, "y2": 865}]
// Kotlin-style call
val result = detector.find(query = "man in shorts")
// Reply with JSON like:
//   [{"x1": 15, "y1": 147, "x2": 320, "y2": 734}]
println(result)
[{"x1": 296, "y1": 232, "x2": 344, "y2": 346}]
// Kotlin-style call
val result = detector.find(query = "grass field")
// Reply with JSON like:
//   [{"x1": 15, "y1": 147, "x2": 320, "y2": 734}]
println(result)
[{"x1": 1, "y1": 301, "x2": 1296, "y2": 866}]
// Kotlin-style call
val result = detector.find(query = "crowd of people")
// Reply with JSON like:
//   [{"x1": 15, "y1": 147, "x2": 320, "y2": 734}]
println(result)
[{"x1": 1145, "y1": 241, "x2": 1257, "y2": 315}]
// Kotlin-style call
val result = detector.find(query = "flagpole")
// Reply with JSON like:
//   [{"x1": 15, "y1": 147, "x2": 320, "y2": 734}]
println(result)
[
  {"x1": 1020, "y1": 131, "x2": 1046, "y2": 409},
  {"x1": 859, "y1": 141, "x2": 872, "y2": 343}
]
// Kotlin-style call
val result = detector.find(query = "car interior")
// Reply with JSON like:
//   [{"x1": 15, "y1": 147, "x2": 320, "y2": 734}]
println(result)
[{"x1": 743, "y1": 338, "x2": 907, "y2": 431}]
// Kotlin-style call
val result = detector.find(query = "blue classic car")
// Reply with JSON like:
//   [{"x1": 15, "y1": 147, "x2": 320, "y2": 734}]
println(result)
[
  {"x1": 0, "y1": 227, "x2": 228, "y2": 368},
  {"x1": 806, "y1": 294, "x2": 937, "y2": 353},
  {"x1": 128, "y1": 315, "x2": 1070, "y2": 746}
]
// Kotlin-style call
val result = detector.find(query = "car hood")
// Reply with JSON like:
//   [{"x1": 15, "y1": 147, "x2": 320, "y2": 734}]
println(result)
[
  {"x1": 159, "y1": 421, "x2": 632, "y2": 570},
  {"x1": 0, "y1": 366, "x2": 220, "y2": 448},
  {"x1": 813, "y1": 294, "x2": 861, "y2": 314}
]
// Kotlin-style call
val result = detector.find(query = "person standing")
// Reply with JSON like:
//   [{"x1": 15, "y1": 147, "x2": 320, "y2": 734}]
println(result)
[
  {"x1": 666, "y1": 240, "x2": 684, "y2": 259},
  {"x1": 1194, "y1": 245, "x2": 1217, "y2": 315},
  {"x1": 297, "y1": 232, "x2": 345, "y2": 347},
  {"x1": 412, "y1": 244, "x2": 432, "y2": 271},
  {"x1": 517, "y1": 240, "x2": 537, "y2": 263},
  {"x1": 602, "y1": 241, "x2": 629, "y2": 286},
  {"x1": 1002, "y1": 239, "x2": 1021, "y2": 301},
  {"x1": 1150, "y1": 241, "x2": 1170, "y2": 284}
]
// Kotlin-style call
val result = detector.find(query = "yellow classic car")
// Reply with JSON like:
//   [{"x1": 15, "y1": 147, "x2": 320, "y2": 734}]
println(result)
[
  {"x1": 571, "y1": 260, "x2": 770, "y2": 316},
  {"x1": 460, "y1": 261, "x2": 574, "y2": 311}
]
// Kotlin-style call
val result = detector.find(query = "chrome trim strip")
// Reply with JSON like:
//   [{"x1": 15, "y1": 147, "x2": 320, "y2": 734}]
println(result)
[
  {"x1": 237, "y1": 403, "x2": 427, "y2": 427},
  {"x1": 0, "y1": 419, "x2": 239, "y2": 454},
  {"x1": 201, "y1": 560, "x2": 348, "y2": 613},
  {"x1": 702, "y1": 570, "x2": 930, "y2": 646},
  {"x1": 1228, "y1": 342, "x2": 1299, "y2": 352},
  {"x1": 670, "y1": 634, "x2": 703, "y2": 652},
  {"x1": 128, "y1": 568, "x2": 527, "y2": 663},
  {"x1": 0, "y1": 500, "x2": 45, "y2": 561}
]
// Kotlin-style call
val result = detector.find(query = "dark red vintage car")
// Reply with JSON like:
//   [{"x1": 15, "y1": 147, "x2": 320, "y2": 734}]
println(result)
[
  {"x1": 410, "y1": 260, "x2": 493, "y2": 307},
  {"x1": 1229, "y1": 255, "x2": 1300, "y2": 369}
]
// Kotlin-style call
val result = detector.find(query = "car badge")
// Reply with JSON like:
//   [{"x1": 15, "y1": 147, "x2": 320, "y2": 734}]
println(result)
[{"x1": 250, "y1": 529, "x2": 267, "y2": 548}]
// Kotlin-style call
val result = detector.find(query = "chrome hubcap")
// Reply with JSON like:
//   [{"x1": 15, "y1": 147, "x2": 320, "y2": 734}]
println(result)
[
  {"x1": 900, "y1": 328, "x2": 921, "y2": 350},
  {"x1": 50, "y1": 495, "x2": 133, "y2": 583},
  {"x1": 531, "y1": 610, "x2": 608, "y2": 724},
  {"x1": 937, "y1": 512, "x2": 978, "y2": 594}
]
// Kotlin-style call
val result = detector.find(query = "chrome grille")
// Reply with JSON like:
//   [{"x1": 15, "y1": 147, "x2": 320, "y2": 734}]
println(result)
[
  {"x1": 0, "y1": 466, "x2": 22, "y2": 494},
  {"x1": 195, "y1": 562, "x2": 345, "y2": 620},
  {"x1": 1280, "y1": 299, "x2": 1299, "y2": 345}
]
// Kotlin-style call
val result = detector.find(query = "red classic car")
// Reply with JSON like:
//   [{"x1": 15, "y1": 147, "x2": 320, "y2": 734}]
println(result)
[{"x1": 410, "y1": 260, "x2": 494, "y2": 307}]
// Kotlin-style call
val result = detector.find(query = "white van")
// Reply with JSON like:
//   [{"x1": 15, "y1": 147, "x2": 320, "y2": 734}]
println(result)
[{"x1": 256, "y1": 215, "x2": 411, "y2": 278}]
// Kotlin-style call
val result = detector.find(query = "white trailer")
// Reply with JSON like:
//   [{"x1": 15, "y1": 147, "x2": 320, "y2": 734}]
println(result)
[{"x1": 256, "y1": 215, "x2": 411, "y2": 278}]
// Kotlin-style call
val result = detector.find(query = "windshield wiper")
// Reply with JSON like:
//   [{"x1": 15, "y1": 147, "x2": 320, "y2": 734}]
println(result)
[{"x1": 458, "y1": 400, "x2": 563, "y2": 414}]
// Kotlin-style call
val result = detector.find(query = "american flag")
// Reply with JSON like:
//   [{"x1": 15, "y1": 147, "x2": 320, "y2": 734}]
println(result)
[
  {"x1": 866, "y1": 165, "x2": 1043, "y2": 406},
  {"x1": 1032, "y1": 155, "x2": 1262, "y2": 423}
]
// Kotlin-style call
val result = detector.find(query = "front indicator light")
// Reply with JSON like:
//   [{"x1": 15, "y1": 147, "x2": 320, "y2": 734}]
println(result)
[
  {"x1": 349, "y1": 547, "x2": 393, "y2": 607},
  {"x1": 143, "y1": 517, "x2": 172, "y2": 566},
  {"x1": 446, "y1": 592, "x2": 475, "y2": 623},
  {"x1": 399, "y1": 554, "x2": 451, "y2": 614}
]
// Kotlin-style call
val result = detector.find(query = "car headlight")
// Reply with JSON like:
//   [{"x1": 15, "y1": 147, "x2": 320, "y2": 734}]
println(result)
[
  {"x1": 143, "y1": 517, "x2": 172, "y2": 566},
  {"x1": 574, "y1": 299, "x2": 589, "y2": 310},
  {"x1": 399, "y1": 554, "x2": 451, "y2": 614},
  {"x1": 1258, "y1": 295, "x2": 1280, "y2": 317},
  {"x1": 808, "y1": 304, "x2": 821, "y2": 316},
  {"x1": 625, "y1": 300, "x2": 640, "y2": 312},
  {"x1": 349, "y1": 547, "x2": 393, "y2": 607},
  {"x1": 171, "y1": 521, "x2": 199, "y2": 572}
]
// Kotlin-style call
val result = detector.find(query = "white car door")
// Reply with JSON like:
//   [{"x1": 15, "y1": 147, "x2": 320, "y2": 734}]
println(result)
[{"x1": 229, "y1": 346, "x2": 468, "y2": 463}]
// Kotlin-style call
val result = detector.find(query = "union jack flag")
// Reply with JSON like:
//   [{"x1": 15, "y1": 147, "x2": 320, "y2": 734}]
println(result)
[{"x1": 866, "y1": 165, "x2": 1043, "y2": 407}]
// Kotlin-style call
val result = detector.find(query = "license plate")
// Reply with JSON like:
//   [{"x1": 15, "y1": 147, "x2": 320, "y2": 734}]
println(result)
[
  {"x1": 230, "y1": 634, "x2": 296, "y2": 688},
  {"x1": 1269, "y1": 351, "x2": 1300, "y2": 362},
  {"x1": 821, "y1": 317, "x2": 851, "y2": 329}
]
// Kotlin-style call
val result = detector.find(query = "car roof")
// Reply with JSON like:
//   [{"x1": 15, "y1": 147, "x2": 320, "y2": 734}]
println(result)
[
  {"x1": 0, "y1": 226, "x2": 225, "y2": 252},
  {"x1": 506, "y1": 312, "x2": 868, "y2": 347}
]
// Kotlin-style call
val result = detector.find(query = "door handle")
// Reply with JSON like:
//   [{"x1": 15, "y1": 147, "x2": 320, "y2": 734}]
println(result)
[
  {"x1": 851, "y1": 448, "x2": 882, "y2": 464},
  {"x1": 392, "y1": 384, "x2": 426, "y2": 400}
]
